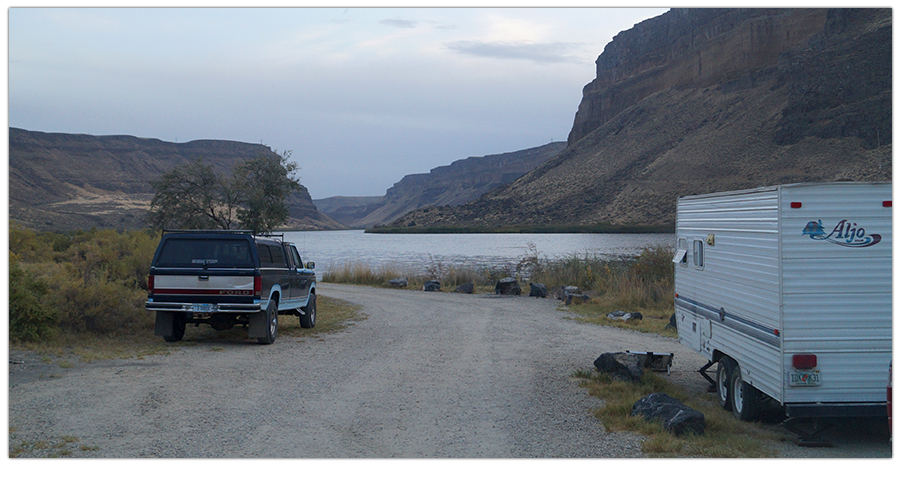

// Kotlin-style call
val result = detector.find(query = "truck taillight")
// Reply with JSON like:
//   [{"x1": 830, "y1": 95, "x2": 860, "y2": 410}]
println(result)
[
  {"x1": 254, "y1": 275, "x2": 262, "y2": 295},
  {"x1": 148, "y1": 275, "x2": 155, "y2": 296},
  {"x1": 792, "y1": 354, "x2": 817, "y2": 370}
]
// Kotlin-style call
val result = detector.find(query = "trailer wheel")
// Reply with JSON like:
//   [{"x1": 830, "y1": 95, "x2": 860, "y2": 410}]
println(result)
[
  {"x1": 731, "y1": 366, "x2": 762, "y2": 421},
  {"x1": 716, "y1": 357, "x2": 736, "y2": 410}
]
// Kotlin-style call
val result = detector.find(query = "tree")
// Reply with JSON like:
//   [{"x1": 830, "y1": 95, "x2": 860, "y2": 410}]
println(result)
[
  {"x1": 233, "y1": 151, "x2": 301, "y2": 233},
  {"x1": 147, "y1": 158, "x2": 241, "y2": 230},
  {"x1": 147, "y1": 152, "x2": 300, "y2": 233}
]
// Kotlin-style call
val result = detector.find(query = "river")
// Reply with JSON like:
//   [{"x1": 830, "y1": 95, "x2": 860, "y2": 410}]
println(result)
[{"x1": 284, "y1": 230, "x2": 673, "y2": 275}]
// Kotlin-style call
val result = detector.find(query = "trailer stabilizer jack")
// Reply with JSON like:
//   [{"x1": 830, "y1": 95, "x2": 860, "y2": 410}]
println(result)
[{"x1": 698, "y1": 360, "x2": 717, "y2": 393}]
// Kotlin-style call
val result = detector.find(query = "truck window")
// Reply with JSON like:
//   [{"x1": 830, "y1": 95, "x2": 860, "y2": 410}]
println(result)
[
  {"x1": 693, "y1": 240, "x2": 704, "y2": 268},
  {"x1": 257, "y1": 243, "x2": 288, "y2": 268},
  {"x1": 156, "y1": 239, "x2": 254, "y2": 268},
  {"x1": 289, "y1": 246, "x2": 304, "y2": 269}
]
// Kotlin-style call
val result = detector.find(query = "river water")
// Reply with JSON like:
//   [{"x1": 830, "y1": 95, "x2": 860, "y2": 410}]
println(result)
[{"x1": 284, "y1": 230, "x2": 673, "y2": 275}]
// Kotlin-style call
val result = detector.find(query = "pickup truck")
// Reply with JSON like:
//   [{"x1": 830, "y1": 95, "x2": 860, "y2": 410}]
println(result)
[{"x1": 145, "y1": 230, "x2": 316, "y2": 344}]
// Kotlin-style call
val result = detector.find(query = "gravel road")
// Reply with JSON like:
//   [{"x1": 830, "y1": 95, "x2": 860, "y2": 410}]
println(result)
[{"x1": 8, "y1": 283, "x2": 892, "y2": 458}]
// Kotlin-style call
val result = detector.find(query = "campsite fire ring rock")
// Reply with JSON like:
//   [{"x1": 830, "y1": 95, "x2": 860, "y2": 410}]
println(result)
[
  {"x1": 495, "y1": 277, "x2": 521, "y2": 295},
  {"x1": 454, "y1": 282, "x2": 475, "y2": 294},
  {"x1": 593, "y1": 352, "x2": 644, "y2": 383},
  {"x1": 555, "y1": 285, "x2": 582, "y2": 301},
  {"x1": 423, "y1": 280, "x2": 441, "y2": 292},
  {"x1": 607, "y1": 310, "x2": 643, "y2": 321},
  {"x1": 388, "y1": 278, "x2": 408, "y2": 288},
  {"x1": 529, "y1": 282, "x2": 548, "y2": 298},
  {"x1": 631, "y1": 393, "x2": 706, "y2": 436}
]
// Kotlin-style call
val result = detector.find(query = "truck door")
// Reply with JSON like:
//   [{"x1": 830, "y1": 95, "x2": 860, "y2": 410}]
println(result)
[{"x1": 287, "y1": 244, "x2": 311, "y2": 302}]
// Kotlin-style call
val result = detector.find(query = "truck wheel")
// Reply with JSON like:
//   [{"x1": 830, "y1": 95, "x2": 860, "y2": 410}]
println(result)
[
  {"x1": 716, "y1": 357, "x2": 736, "y2": 410},
  {"x1": 731, "y1": 365, "x2": 762, "y2": 421},
  {"x1": 257, "y1": 300, "x2": 278, "y2": 345},
  {"x1": 160, "y1": 313, "x2": 186, "y2": 343},
  {"x1": 299, "y1": 293, "x2": 317, "y2": 328}
]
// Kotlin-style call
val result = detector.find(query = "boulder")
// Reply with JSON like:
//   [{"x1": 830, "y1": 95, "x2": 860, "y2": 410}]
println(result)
[
  {"x1": 555, "y1": 285, "x2": 582, "y2": 301},
  {"x1": 495, "y1": 277, "x2": 521, "y2": 295},
  {"x1": 454, "y1": 282, "x2": 475, "y2": 294},
  {"x1": 388, "y1": 278, "x2": 408, "y2": 288},
  {"x1": 665, "y1": 313, "x2": 677, "y2": 330},
  {"x1": 631, "y1": 393, "x2": 706, "y2": 436},
  {"x1": 606, "y1": 310, "x2": 643, "y2": 321},
  {"x1": 565, "y1": 294, "x2": 592, "y2": 306},
  {"x1": 423, "y1": 280, "x2": 441, "y2": 292},
  {"x1": 529, "y1": 282, "x2": 548, "y2": 298},
  {"x1": 593, "y1": 352, "x2": 644, "y2": 383}
]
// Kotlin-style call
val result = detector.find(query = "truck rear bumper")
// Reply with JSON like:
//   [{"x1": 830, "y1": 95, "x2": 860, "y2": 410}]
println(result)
[
  {"x1": 145, "y1": 302, "x2": 262, "y2": 314},
  {"x1": 785, "y1": 402, "x2": 887, "y2": 418}
]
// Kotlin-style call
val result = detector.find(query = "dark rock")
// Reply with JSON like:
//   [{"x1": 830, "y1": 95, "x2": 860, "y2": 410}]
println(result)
[
  {"x1": 529, "y1": 282, "x2": 548, "y2": 298},
  {"x1": 555, "y1": 285, "x2": 582, "y2": 301},
  {"x1": 495, "y1": 277, "x2": 521, "y2": 295},
  {"x1": 593, "y1": 352, "x2": 644, "y2": 383},
  {"x1": 631, "y1": 393, "x2": 706, "y2": 436},
  {"x1": 388, "y1": 278, "x2": 408, "y2": 288},
  {"x1": 666, "y1": 313, "x2": 677, "y2": 330},
  {"x1": 423, "y1": 280, "x2": 441, "y2": 292},
  {"x1": 454, "y1": 282, "x2": 474, "y2": 294},
  {"x1": 565, "y1": 294, "x2": 592, "y2": 306}
]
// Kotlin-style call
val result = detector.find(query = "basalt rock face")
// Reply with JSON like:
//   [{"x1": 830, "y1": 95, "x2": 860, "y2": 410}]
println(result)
[
  {"x1": 390, "y1": 8, "x2": 891, "y2": 230},
  {"x1": 317, "y1": 142, "x2": 565, "y2": 228},
  {"x1": 8, "y1": 128, "x2": 346, "y2": 231}
]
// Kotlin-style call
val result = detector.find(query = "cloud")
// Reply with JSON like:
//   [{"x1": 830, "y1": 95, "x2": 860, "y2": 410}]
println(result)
[
  {"x1": 445, "y1": 40, "x2": 585, "y2": 64},
  {"x1": 379, "y1": 18, "x2": 417, "y2": 29}
]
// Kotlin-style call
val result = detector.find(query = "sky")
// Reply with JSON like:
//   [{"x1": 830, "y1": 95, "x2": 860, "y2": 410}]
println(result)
[{"x1": 7, "y1": 4, "x2": 670, "y2": 200}]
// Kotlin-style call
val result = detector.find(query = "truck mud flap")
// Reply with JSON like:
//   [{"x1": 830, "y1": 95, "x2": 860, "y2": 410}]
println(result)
[
  {"x1": 247, "y1": 311, "x2": 267, "y2": 338},
  {"x1": 154, "y1": 311, "x2": 174, "y2": 337}
]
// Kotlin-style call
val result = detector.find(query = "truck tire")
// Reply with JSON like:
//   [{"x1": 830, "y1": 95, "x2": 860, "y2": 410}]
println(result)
[
  {"x1": 731, "y1": 365, "x2": 762, "y2": 421},
  {"x1": 716, "y1": 357, "x2": 736, "y2": 410},
  {"x1": 157, "y1": 312, "x2": 186, "y2": 343},
  {"x1": 257, "y1": 300, "x2": 278, "y2": 345},
  {"x1": 299, "y1": 293, "x2": 317, "y2": 329}
]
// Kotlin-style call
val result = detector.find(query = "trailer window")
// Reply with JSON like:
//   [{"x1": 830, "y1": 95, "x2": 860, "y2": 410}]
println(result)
[{"x1": 693, "y1": 240, "x2": 704, "y2": 268}]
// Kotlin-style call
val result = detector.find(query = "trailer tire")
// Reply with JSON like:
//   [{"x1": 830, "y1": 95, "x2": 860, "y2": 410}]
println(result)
[
  {"x1": 731, "y1": 366, "x2": 762, "y2": 421},
  {"x1": 716, "y1": 357, "x2": 736, "y2": 410}
]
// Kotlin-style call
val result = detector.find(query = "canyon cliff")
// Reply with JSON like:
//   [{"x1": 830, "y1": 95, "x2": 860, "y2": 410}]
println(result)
[
  {"x1": 8, "y1": 128, "x2": 346, "y2": 231},
  {"x1": 388, "y1": 8, "x2": 891, "y2": 231},
  {"x1": 315, "y1": 142, "x2": 565, "y2": 228}
]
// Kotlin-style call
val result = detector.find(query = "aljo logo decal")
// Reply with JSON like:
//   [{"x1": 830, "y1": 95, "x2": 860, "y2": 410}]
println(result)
[{"x1": 802, "y1": 219, "x2": 882, "y2": 248}]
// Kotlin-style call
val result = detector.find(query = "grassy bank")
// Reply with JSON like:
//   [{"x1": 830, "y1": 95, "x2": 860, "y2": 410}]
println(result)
[
  {"x1": 572, "y1": 370, "x2": 788, "y2": 457},
  {"x1": 324, "y1": 243, "x2": 676, "y2": 335},
  {"x1": 8, "y1": 224, "x2": 364, "y2": 360},
  {"x1": 366, "y1": 223, "x2": 674, "y2": 234}
]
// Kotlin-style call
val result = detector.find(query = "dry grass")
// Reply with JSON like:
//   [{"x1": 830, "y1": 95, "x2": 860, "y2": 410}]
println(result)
[{"x1": 574, "y1": 370, "x2": 790, "y2": 457}]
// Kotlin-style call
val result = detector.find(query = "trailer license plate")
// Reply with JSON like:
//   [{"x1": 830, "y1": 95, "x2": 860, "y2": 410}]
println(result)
[
  {"x1": 192, "y1": 304, "x2": 214, "y2": 313},
  {"x1": 790, "y1": 370, "x2": 820, "y2": 387}
]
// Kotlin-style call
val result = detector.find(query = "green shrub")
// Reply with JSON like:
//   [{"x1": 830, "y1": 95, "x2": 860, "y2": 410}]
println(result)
[{"x1": 9, "y1": 262, "x2": 58, "y2": 342}]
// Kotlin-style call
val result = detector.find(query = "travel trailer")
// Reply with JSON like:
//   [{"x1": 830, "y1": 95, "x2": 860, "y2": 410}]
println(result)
[{"x1": 673, "y1": 183, "x2": 892, "y2": 427}]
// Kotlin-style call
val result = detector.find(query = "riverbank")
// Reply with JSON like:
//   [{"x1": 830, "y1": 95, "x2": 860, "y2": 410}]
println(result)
[{"x1": 365, "y1": 223, "x2": 674, "y2": 234}]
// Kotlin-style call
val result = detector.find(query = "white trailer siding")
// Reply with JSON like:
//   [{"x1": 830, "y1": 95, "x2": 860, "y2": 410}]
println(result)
[
  {"x1": 675, "y1": 182, "x2": 892, "y2": 415},
  {"x1": 674, "y1": 187, "x2": 784, "y2": 402},
  {"x1": 779, "y1": 183, "x2": 892, "y2": 406}
]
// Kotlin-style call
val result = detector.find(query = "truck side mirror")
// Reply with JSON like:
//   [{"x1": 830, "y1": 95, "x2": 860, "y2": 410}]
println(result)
[{"x1": 306, "y1": 262, "x2": 315, "y2": 270}]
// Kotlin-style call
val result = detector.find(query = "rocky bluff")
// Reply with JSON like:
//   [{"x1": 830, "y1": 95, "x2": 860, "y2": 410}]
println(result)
[
  {"x1": 8, "y1": 128, "x2": 345, "y2": 231},
  {"x1": 390, "y1": 8, "x2": 892, "y2": 230}
]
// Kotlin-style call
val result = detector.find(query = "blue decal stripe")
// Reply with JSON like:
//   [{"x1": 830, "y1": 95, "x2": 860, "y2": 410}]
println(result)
[{"x1": 675, "y1": 295, "x2": 780, "y2": 348}]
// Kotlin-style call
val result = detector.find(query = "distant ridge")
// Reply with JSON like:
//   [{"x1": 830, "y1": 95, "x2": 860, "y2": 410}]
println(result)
[
  {"x1": 315, "y1": 142, "x2": 566, "y2": 228},
  {"x1": 8, "y1": 128, "x2": 346, "y2": 231}
]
